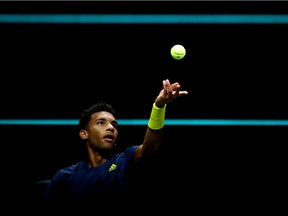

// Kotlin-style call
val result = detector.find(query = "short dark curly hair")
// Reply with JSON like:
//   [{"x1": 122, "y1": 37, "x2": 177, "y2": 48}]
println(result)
[{"x1": 78, "y1": 102, "x2": 116, "y2": 130}]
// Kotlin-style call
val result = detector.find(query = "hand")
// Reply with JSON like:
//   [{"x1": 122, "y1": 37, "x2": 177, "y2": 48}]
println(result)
[{"x1": 155, "y1": 79, "x2": 188, "y2": 108}]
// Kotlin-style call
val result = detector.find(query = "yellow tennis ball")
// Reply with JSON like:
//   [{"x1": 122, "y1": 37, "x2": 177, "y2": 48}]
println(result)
[{"x1": 170, "y1": 44, "x2": 186, "y2": 60}]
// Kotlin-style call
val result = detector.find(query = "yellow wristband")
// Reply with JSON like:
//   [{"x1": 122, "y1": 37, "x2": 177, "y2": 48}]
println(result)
[{"x1": 148, "y1": 103, "x2": 166, "y2": 130}]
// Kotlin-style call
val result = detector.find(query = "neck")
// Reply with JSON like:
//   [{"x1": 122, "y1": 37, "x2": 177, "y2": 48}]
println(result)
[{"x1": 86, "y1": 144, "x2": 112, "y2": 167}]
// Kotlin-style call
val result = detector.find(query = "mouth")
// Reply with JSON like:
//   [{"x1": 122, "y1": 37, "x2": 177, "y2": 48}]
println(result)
[{"x1": 103, "y1": 134, "x2": 115, "y2": 143}]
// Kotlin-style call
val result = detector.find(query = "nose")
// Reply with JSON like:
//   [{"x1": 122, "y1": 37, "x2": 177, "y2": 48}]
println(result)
[{"x1": 107, "y1": 123, "x2": 115, "y2": 131}]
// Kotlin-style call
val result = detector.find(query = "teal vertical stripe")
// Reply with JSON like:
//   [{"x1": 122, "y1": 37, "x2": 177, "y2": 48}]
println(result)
[
  {"x1": 0, "y1": 119, "x2": 288, "y2": 126},
  {"x1": 1, "y1": 14, "x2": 288, "y2": 24}
]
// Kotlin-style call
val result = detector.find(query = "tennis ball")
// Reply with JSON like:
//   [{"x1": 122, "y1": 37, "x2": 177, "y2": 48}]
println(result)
[{"x1": 170, "y1": 44, "x2": 186, "y2": 60}]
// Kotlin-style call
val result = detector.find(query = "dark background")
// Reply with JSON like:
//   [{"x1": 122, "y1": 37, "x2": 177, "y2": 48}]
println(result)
[{"x1": 0, "y1": 1, "x2": 287, "y2": 211}]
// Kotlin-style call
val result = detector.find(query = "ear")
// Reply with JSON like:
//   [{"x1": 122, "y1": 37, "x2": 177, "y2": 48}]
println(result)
[{"x1": 79, "y1": 129, "x2": 88, "y2": 140}]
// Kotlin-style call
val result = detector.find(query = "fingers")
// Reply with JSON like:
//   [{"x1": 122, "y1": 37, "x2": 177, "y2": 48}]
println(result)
[
  {"x1": 174, "y1": 84, "x2": 180, "y2": 96},
  {"x1": 163, "y1": 79, "x2": 179, "y2": 92},
  {"x1": 162, "y1": 79, "x2": 171, "y2": 95},
  {"x1": 162, "y1": 79, "x2": 188, "y2": 97}
]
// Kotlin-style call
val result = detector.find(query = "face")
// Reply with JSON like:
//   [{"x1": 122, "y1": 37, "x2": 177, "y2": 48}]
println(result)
[{"x1": 80, "y1": 111, "x2": 119, "y2": 151}]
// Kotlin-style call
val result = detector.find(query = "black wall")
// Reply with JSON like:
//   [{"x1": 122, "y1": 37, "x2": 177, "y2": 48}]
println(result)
[{"x1": 0, "y1": 1, "x2": 287, "y2": 212}]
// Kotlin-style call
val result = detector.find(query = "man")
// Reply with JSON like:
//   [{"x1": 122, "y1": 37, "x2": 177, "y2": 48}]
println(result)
[{"x1": 43, "y1": 79, "x2": 188, "y2": 203}]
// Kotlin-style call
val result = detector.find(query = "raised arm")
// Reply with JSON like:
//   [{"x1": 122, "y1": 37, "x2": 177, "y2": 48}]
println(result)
[{"x1": 134, "y1": 79, "x2": 188, "y2": 160}]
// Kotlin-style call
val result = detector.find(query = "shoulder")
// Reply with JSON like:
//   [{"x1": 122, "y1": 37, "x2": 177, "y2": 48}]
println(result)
[
  {"x1": 123, "y1": 145, "x2": 138, "y2": 154},
  {"x1": 114, "y1": 145, "x2": 139, "y2": 162},
  {"x1": 53, "y1": 161, "x2": 87, "y2": 178},
  {"x1": 122, "y1": 145, "x2": 138, "y2": 156}
]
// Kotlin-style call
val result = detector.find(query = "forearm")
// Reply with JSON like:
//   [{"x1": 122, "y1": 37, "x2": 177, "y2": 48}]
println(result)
[
  {"x1": 142, "y1": 103, "x2": 166, "y2": 156},
  {"x1": 139, "y1": 79, "x2": 188, "y2": 157},
  {"x1": 142, "y1": 127, "x2": 164, "y2": 156}
]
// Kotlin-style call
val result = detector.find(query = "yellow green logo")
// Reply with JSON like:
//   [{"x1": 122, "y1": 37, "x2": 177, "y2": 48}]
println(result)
[{"x1": 108, "y1": 163, "x2": 117, "y2": 171}]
